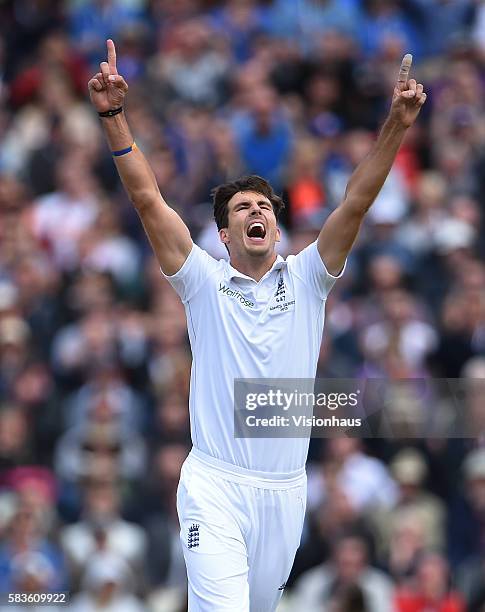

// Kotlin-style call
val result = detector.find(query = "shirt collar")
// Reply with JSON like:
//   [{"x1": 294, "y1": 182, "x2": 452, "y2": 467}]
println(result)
[{"x1": 225, "y1": 255, "x2": 287, "y2": 282}]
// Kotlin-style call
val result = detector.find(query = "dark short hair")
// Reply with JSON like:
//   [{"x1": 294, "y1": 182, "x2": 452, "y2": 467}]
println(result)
[
  {"x1": 331, "y1": 584, "x2": 367, "y2": 612},
  {"x1": 212, "y1": 175, "x2": 285, "y2": 230}
]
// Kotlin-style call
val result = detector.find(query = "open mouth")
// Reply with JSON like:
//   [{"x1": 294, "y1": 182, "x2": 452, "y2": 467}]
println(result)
[{"x1": 246, "y1": 221, "x2": 266, "y2": 241}]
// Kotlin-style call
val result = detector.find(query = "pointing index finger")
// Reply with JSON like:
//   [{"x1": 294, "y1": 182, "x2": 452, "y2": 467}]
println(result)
[
  {"x1": 107, "y1": 39, "x2": 118, "y2": 75},
  {"x1": 397, "y1": 53, "x2": 412, "y2": 89}
]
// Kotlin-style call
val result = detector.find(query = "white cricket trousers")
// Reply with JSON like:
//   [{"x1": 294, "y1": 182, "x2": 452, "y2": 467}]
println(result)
[{"x1": 177, "y1": 448, "x2": 307, "y2": 612}]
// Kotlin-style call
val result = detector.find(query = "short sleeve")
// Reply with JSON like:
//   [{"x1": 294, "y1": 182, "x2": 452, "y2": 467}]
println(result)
[
  {"x1": 161, "y1": 243, "x2": 219, "y2": 303},
  {"x1": 287, "y1": 240, "x2": 345, "y2": 300}
]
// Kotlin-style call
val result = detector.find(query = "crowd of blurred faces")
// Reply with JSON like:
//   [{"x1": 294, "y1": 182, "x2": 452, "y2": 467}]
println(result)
[{"x1": 1, "y1": 0, "x2": 485, "y2": 610}]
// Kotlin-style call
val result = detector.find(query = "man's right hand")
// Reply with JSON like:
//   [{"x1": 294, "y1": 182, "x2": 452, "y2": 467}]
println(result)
[
  {"x1": 88, "y1": 39, "x2": 128, "y2": 113},
  {"x1": 89, "y1": 38, "x2": 193, "y2": 276}
]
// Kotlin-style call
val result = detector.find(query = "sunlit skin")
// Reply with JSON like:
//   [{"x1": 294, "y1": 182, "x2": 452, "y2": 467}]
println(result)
[{"x1": 219, "y1": 190, "x2": 281, "y2": 281}]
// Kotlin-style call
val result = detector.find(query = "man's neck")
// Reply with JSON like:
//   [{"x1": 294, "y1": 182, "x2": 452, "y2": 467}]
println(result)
[{"x1": 229, "y1": 253, "x2": 278, "y2": 282}]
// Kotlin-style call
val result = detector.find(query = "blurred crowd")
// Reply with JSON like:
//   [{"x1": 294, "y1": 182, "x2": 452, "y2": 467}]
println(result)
[{"x1": 1, "y1": 0, "x2": 485, "y2": 610}]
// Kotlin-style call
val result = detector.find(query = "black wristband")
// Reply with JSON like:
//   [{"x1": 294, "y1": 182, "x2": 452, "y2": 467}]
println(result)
[{"x1": 98, "y1": 107, "x2": 123, "y2": 118}]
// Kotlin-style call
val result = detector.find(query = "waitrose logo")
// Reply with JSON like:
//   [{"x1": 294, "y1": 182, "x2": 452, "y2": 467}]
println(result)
[{"x1": 218, "y1": 283, "x2": 254, "y2": 308}]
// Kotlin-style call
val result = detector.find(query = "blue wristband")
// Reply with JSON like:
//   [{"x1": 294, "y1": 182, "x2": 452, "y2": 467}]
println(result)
[{"x1": 112, "y1": 142, "x2": 137, "y2": 157}]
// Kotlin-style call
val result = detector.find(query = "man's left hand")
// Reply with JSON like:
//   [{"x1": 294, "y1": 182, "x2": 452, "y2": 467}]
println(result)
[{"x1": 390, "y1": 54, "x2": 427, "y2": 128}]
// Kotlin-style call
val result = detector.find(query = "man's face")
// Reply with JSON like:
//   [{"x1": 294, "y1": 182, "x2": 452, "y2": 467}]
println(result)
[
  {"x1": 220, "y1": 191, "x2": 280, "y2": 259},
  {"x1": 335, "y1": 538, "x2": 366, "y2": 583}
]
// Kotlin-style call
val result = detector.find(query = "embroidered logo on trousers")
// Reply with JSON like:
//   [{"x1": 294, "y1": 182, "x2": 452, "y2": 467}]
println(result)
[
  {"x1": 188, "y1": 523, "x2": 200, "y2": 549},
  {"x1": 278, "y1": 582, "x2": 287, "y2": 591}
]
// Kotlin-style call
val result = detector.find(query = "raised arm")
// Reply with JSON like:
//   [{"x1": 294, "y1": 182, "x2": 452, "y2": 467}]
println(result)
[
  {"x1": 317, "y1": 54, "x2": 426, "y2": 275},
  {"x1": 88, "y1": 39, "x2": 192, "y2": 275}
]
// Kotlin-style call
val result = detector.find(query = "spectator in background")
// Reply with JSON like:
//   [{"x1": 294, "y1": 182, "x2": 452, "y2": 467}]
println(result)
[
  {"x1": 79, "y1": 200, "x2": 142, "y2": 292},
  {"x1": 151, "y1": 391, "x2": 191, "y2": 446},
  {"x1": 396, "y1": 171, "x2": 448, "y2": 257},
  {"x1": 8, "y1": 31, "x2": 89, "y2": 109},
  {"x1": 291, "y1": 531, "x2": 394, "y2": 612},
  {"x1": 389, "y1": 448, "x2": 445, "y2": 551},
  {"x1": 359, "y1": 0, "x2": 422, "y2": 60},
  {"x1": 54, "y1": 386, "x2": 147, "y2": 518},
  {"x1": 210, "y1": 0, "x2": 266, "y2": 64},
  {"x1": 146, "y1": 291, "x2": 192, "y2": 400},
  {"x1": 148, "y1": 18, "x2": 229, "y2": 107},
  {"x1": 2, "y1": 32, "x2": 95, "y2": 176},
  {"x1": 0, "y1": 496, "x2": 67, "y2": 594},
  {"x1": 0, "y1": 405, "x2": 33, "y2": 471},
  {"x1": 385, "y1": 511, "x2": 427, "y2": 588},
  {"x1": 328, "y1": 583, "x2": 368, "y2": 612},
  {"x1": 371, "y1": 448, "x2": 446, "y2": 579},
  {"x1": 230, "y1": 84, "x2": 293, "y2": 192},
  {"x1": 359, "y1": 288, "x2": 437, "y2": 378},
  {"x1": 326, "y1": 129, "x2": 410, "y2": 225},
  {"x1": 10, "y1": 253, "x2": 61, "y2": 359},
  {"x1": 430, "y1": 262, "x2": 485, "y2": 378},
  {"x1": 67, "y1": 0, "x2": 147, "y2": 69},
  {"x1": 469, "y1": 583, "x2": 485, "y2": 612},
  {"x1": 4, "y1": 467, "x2": 59, "y2": 540},
  {"x1": 165, "y1": 106, "x2": 219, "y2": 216},
  {"x1": 403, "y1": 0, "x2": 474, "y2": 58},
  {"x1": 0, "y1": 316, "x2": 33, "y2": 399},
  {"x1": 457, "y1": 546, "x2": 485, "y2": 611},
  {"x1": 472, "y1": 0, "x2": 485, "y2": 59},
  {"x1": 70, "y1": 551, "x2": 146, "y2": 612},
  {"x1": 307, "y1": 438, "x2": 398, "y2": 514},
  {"x1": 455, "y1": 359, "x2": 485, "y2": 443},
  {"x1": 448, "y1": 449, "x2": 485, "y2": 569},
  {"x1": 395, "y1": 552, "x2": 465, "y2": 612},
  {"x1": 140, "y1": 443, "x2": 189, "y2": 610},
  {"x1": 50, "y1": 274, "x2": 117, "y2": 380},
  {"x1": 60, "y1": 476, "x2": 147, "y2": 589},
  {"x1": 291, "y1": 476, "x2": 375, "y2": 586},
  {"x1": 28, "y1": 156, "x2": 100, "y2": 272},
  {"x1": 264, "y1": 0, "x2": 363, "y2": 47},
  {"x1": 285, "y1": 136, "x2": 327, "y2": 229},
  {"x1": 6, "y1": 553, "x2": 63, "y2": 612}
]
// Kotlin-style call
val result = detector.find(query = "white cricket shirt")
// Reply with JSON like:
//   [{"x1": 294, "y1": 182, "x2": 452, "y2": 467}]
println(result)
[{"x1": 164, "y1": 241, "x2": 343, "y2": 474}]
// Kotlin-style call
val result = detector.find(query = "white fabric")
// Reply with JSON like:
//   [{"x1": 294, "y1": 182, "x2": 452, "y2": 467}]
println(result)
[
  {"x1": 291, "y1": 562, "x2": 394, "y2": 612},
  {"x1": 177, "y1": 449, "x2": 306, "y2": 612},
  {"x1": 31, "y1": 192, "x2": 98, "y2": 270},
  {"x1": 60, "y1": 519, "x2": 147, "y2": 569},
  {"x1": 163, "y1": 240, "x2": 343, "y2": 474}
]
